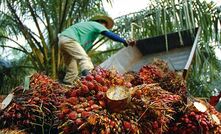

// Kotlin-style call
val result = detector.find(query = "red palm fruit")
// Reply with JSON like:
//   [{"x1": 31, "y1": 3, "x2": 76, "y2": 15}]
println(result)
[
  {"x1": 195, "y1": 115, "x2": 200, "y2": 120},
  {"x1": 81, "y1": 84, "x2": 89, "y2": 94},
  {"x1": 91, "y1": 104, "x2": 100, "y2": 110},
  {"x1": 68, "y1": 112, "x2": 77, "y2": 120},
  {"x1": 79, "y1": 97, "x2": 86, "y2": 102},
  {"x1": 85, "y1": 107, "x2": 92, "y2": 111},
  {"x1": 82, "y1": 102, "x2": 89, "y2": 108},
  {"x1": 135, "y1": 89, "x2": 142, "y2": 98},
  {"x1": 91, "y1": 131, "x2": 97, "y2": 134},
  {"x1": 110, "y1": 121, "x2": 116, "y2": 127},
  {"x1": 200, "y1": 121, "x2": 207, "y2": 127},
  {"x1": 59, "y1": 103, "x2": 67, "y2": 109},
  {"x1": 73, "y1": 104, "x2": 81, "y2": 110},
  {"x1": 87, "y1": 96, "x2": 93, "y2": 101},
  {"x1": 105, "y1": 80, "x2": 111, "y2": 87},
  {"x1": 95, "y1": 75, "x2": 104, "y2": 84},
  {"x1": 87, "y1": 81, "x2": 95, "y2": 90},
  {"x1": 76, "y1": 89, "x2": 82, "y2": 95},
  {"x1": 97, "y1": 86, "x2": 103, "y2": 91},
  {"x1": 63, "y1": 126, "x2": 71, "y2": 133},
  {"x1": 23, "y1": 120, "x2": 30, "y2": 126},
  {"x1": 96, "y1": 91, "x2": 105, "y2": 100},
  {"x1": 62, "y1": 108, "x2": 70, "y2": 114},
  {"x1": 88, "y1": 100, "x2": 95, "y2": 105},
  {"x1": 58, "y1": 113, "x2": 64, "y2": 119},
  {"x1": 191, "y1": 125, "x2": 196, "y2": 130},
  {"x1": 70, "y1": 90, "x2": 78, "y2": 97},
  {"x1": 81, "y1": 80, "x2": 88, "y2": 85},
  {"x1": 115, "y1": 78, "x2": 124, "y2": 85},
  {"x1": 123, "y1": 121, "x2": 131, "y2": 130},
  {"x1": 185, "y1": 118, "x2": 190, "y2": 123},
  {"x1": 101, "y1": 86, "x2": 108, "y2": 92},
  {"x1": 124, "y1": 82, "x2": 132, "y2": 88},
  {"x1": 187, "y1": 124, "x2": 192, "y2": 128},
  {"x1": 16, "y1": 113, "x2": 22, "y2": 119},
  {"x1": 41, "y1": 89, "x2": 47, "y2": 94},
  {"x1": 77, "y1": 108, "x2": 84, "y2": 113},
  {"x1": 99, "y1": 100, "x2": 106, "y2": 108},
  {"x1": 93, "y1": 83, "x2": 100, "y2": 91},
  {"x1": 152, "y1": 121, "x2": 158, "y2": 129},
  {"x1": 75, "y1": 118, "x2": 83, "y2": 125},
  {"x1": 86, "y1": 75, "x2": 94, "y2": 81},
  {"x1": 67, "y1": 97, "x2": 78, "y2": 105},
  {"x1": 81, "y1": 129, "x2": 90, "y2": 134},
  {"x1": 82, "y1": 111, "x2": 91, "y2": 118},
  {"x1": 173, "y1": 126, "x2": 178, "y2": 131}
]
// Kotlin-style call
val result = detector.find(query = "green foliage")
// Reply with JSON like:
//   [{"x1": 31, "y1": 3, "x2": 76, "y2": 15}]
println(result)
[{"x1": 0, "y1": 57, "x2": 35, "y2": 94}]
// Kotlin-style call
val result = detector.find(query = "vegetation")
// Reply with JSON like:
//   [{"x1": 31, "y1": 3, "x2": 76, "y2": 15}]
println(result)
[{"x1": 0, "y1": 57, "x2": 34, "y2": 94}]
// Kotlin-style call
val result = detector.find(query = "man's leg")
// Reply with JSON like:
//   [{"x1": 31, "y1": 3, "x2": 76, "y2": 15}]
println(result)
[
  {"x1": 68, "y1": 43, "x2": 94, "y2": 72},
  {"x1": 59, "y1": 36, "x2": 94, "y2": 79},
  {"x1": 59, "y1": 36, "x2": 79, "y2": 84},
  {"x1": 62, "y1": 52, "x2": 78, "y2": 84}
]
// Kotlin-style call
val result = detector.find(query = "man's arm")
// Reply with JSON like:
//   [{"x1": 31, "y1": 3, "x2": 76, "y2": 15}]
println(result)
[{"x1": 101, "y1": 31, "x2": 128, "y2": 47}]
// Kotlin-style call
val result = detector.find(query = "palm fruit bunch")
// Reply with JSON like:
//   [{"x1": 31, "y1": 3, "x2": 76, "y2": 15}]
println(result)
[
  {"x1": 166, "y1": 99, "x2": 221, "y2": 134},
  {"x1": 130, "y1": 83, "x2": 184, "y2": 133},
  {"x1": 139, "y1": 64, "x2": 164, "y2": 84},
  {"x1": 158, "y1": 71, "x2": 187, "y2": 98},
  {"x1": 138, "y1": 59, "x2": 187, "y2": 99},
  {"x1": 138, "y1": 58, "x2": 169, "y2": 85},
  {"x1": 123, "y1": 71, "x2": 143, "y2": 86},
  {"x1": 0, "y1": 73, "x2": 67, "y2": 133}
]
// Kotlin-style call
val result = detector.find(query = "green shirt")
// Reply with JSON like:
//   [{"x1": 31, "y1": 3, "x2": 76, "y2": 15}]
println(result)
[{"x1": 60, "y1": 21, "x2": 109, "y2": 51}]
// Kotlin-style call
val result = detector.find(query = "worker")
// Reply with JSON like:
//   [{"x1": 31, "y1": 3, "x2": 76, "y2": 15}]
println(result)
[{"x1": 58, "y1": 14, "x2": 136, "y2": 85}]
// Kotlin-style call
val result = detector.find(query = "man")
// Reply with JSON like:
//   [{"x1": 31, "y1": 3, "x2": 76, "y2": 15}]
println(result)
[{"x1": 58, "y1": 14, "x2": 136, "y2": 85}]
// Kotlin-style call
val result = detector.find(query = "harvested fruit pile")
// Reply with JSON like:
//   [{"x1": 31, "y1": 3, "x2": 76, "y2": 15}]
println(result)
[
  {"x1": 0, "y1": 59, "x2": 220, "y2": 134},
  {"x1": 166, "y1": 100, "x2": 221, "y2": 134},
  {"x1": 0, "y1": 73, "x2": 67, "y2": 133}
]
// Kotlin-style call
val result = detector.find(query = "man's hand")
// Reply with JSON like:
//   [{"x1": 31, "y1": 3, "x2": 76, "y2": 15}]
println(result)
[{"x1": 126, "y1": 39, "x2": 136, "y2": 47}]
